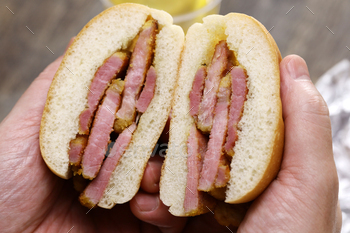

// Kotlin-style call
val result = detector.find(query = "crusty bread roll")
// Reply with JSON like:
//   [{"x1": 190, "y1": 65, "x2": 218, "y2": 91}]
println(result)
[
  {"x1": 40, "y1": 4, "x2": 184, "y2": 207},
  {"x1": 160, "y1": 13, "x2": 284, "y2": 216}
]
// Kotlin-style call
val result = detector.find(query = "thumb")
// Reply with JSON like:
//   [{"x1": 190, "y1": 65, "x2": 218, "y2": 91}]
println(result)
[
  {"x1": 278, "y1": 55, "x2": 339, "y2": 229},
  {"x1": 279, "y1": 55, "x2": 335, "y2": 180},
  {"x1": 277, "y1": 54, "x2": 340, "y2": 232}
]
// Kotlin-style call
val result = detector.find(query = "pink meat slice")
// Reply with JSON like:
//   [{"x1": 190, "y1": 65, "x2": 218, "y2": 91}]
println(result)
[
  {"x1": 81, "y1": 80, "x2": 124, "y2": 179},
  {"x1": 115, "y1": 20, "x2": 157, "y2": 132},
  {"x1": 79, "y1": 52, "x2": 129, "y2": 135},
  {"x1": 79, "y1": 123, "x2": 136, "y2": 208},
  {"x1": 224, "y1": 66, "x2": 247, "y2": 156},
  {"x1": 136, "y1": 66, "x2": 157, "y2": 113},
  {"x1": 69, "y1": 135, "x2": 88, "y2": 166},
  {"x1": 197, "y1": 41, "x2": 229, "y2": 133},
  {"x1": 198, "y1": 75, "x2": 231, "y2": 191},
  {"x1": 214, "y1": 159, "x2": 230, "y2": 188},
  {"x1": 189, "y1": 66, "x2": 207, "y2": 117},
  {"x1": 184, "y1": 124, "x2": 208, "y2": 214}
]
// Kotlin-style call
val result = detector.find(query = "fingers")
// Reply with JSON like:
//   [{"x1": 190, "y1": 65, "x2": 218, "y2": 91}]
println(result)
[
  {"x1": 130, "y1": 192, "x2": 187, "y2": 233},
  {"x1": 183, "y1": 213, "x2": 231, "y2": 233},
  {"x1": 279, "y1": 55, "x2": 335, "y2": 175},
  {"x1": 141, "y1": 155, "x2": 163, "y2": 193},
  {"x1": 133, "y1": 155, "x2": 187, "y2": 233}
]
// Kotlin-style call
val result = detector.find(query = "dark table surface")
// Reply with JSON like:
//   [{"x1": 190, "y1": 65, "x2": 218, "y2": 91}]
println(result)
[{"x1": 1, "y1": 0, "x2": 350, "y2": 121}]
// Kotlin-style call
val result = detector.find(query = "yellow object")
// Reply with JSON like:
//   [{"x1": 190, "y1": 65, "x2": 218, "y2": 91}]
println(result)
[
  {"x1": 108, "y1": 0, "x2": 206, "y2": 16},
  {"x1": 101, "y1": 0, "x2": 222, "y2": 31}
]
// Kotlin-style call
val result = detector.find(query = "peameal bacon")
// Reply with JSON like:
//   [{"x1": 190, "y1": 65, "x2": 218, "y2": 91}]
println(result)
[
  {"x1": 77, "y1": 19, "x2": 160, "y2": 205},
  {"x1": 69, "y1": 135, "x2": 88, "y2": 168},
  {"x1": 224, "y1": 66, "x2": 247, "y2": 156},
  {"x1": 197, "y1": 41, "x2": 229, "y2": 134},
  {"x1": 81, "y1": 79, "x2": 124, "y2": 180},
  {"x1": 189, "y1": 66, "x2": 207, "y2": 118},
  {"x1": 184, "y1": 124, "x2": 216, "y2": 215},
  {"x1": 79, "y1": 123, "x2": 136, "y2": 208},
  {"x1": 114, "y1": 20, "x2": 158, "y2": 133},
  {"x1": 136, "y1": 66, "x2": 157, "y2": 113},
  {"x1": 198, "y1": 74, "x2": 231, "y2": 192},
  {"x1": 79, "y1": 52, "x2": 129, "y2": 135}
]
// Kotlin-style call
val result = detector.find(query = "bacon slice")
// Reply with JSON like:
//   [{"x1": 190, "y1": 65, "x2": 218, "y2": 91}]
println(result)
[
  {"x1": 79, "y1": 52, "x2": 129, "y2": 135},
  {"x1": 81, "y1": 79, "x2": 124, "y2": 179},
  {"x1": 224, "y1": 66, "x2": 247, "y2": 156},
  {"x1": 79, "y1": 123, "x2": 136, "y2": 208},
  {"x1": 184, "y1": 124, "x2": 208, "y2": 214},
  {"x1": 198, "y1": 75, "x2": 231, "y2": 191},
  {"x1": 114, "y1": 20, "x2": 158, "y2": 133},
  {"x1": 197, "y1": 41, "x2": 229, "y2": 133},
  {"x1": 136, "y1": 66, "x2": 157, "y2": 113},
  {"x1": 69, "y1": 135, "x2": 88, "y2": 166},
  {"x1": 214, "y1": 158, "x2": 230, "y2": 188},
  {"x1": 189, "y1": 66, "x2": 207, "y2": 117}
]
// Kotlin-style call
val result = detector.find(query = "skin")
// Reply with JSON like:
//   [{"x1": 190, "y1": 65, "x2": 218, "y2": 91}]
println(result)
[{"x1": 0, "y1": 37, "x2": 341, "y2": 232}]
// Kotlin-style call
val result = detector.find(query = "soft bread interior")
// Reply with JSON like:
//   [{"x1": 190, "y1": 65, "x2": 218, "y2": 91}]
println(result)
[
  {"x1": 98, "y1": 25, "x2": 184, "y2": 208},
  {"x1": 160, "y1": 13, "x2": 283, "y2": 216},
  {"x1": 224, "y1": 14, "x2": 283, "y2": 203},
  {"x1": 40, "y1": 4, "x2": 176, "y2": 179},
  {"x1": 159, "y1": 19, "x2": 226, "y2": 216}
]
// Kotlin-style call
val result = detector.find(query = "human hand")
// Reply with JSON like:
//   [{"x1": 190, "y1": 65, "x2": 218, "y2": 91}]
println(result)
[
  {"x1": 0, "y1": 38, "x2": 227, "y2": 233},
  {"x1": 133, "y1": 55, "x2": 342, "y2": 233},
  {"x1": 0, "y1": 39, "x2": 188, "y2": 233},
  {"x1": 129, "y1": 54, "x2": 343, "y2": 233},
  {"x1": 0, "y1": 39, "x2": 341, "y2": 233},
  {"x1": 235, "y1": 55, "x2": 342, "y2": 233}
]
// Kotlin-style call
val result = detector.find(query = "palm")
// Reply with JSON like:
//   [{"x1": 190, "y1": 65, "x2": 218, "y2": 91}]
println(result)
[
  {"x1": 0, "y1": 56, "x2": 226, "y2": 233},
  {"x1": 0, "y1": 87, "x2": 142, "y2": 233},
  {"x1": 237, "y1": 57, "x2": 339, "y2": 233},
  {"x1": 0, "y1": 53, "x2": 340, "y2": 233},
  {"x1": 238, "y1": 157, "x2": 336, "y2": 233},
  {"x1": 237, "y1": 169, "x2": 308, "y2": 232}
]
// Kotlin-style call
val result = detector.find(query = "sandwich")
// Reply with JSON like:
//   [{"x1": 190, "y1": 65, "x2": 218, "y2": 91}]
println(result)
[
  {"x1": 40, "y1": 4, "x2": 284, "y2": 224},
  {"x1": 159, "y1": 13, "x2": 284, "y2": 219},
  {"x1": 39, "y1": 3, "x2": 184, "y2": 208}
]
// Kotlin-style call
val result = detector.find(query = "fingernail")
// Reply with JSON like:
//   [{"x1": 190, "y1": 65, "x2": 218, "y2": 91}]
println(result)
[
  {"x1": 136, "y1": 194, "x2": 159, "y2": 212},
  {"x1": 286, "y1": 56, "x2": 310, "y2": 80}
]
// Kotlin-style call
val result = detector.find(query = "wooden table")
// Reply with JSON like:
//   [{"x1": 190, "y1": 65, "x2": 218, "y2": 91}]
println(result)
[{"x1": 1, "y1": 0, "x2": 350, "y2": 121}]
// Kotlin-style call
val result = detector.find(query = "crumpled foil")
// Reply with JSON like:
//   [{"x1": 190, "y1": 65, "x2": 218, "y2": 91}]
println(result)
[{"x1": 316, "y1": 59, "x2": 350, "y2": 233}]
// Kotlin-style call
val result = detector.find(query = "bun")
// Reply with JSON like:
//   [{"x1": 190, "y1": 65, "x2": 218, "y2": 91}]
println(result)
[
  {"x1": 40, "y1": 3, "x2": 184, "y2": 208},
  {"x1": 160, "y1": 13, "x2": 283, "y2": 216}
]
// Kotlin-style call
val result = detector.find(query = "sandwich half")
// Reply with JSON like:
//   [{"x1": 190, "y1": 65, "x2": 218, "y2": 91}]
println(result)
[
  {"x1": 40, "y1": 3, "x2": 184, "y2": 208},
  {"x1": 160, "y1": 13, "x2": 284, "y2": 217}
]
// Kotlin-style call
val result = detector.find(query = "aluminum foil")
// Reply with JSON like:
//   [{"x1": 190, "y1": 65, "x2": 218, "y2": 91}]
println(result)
[{"x1": 316, "y1": 59, "x2": 350, "y2": 232}]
